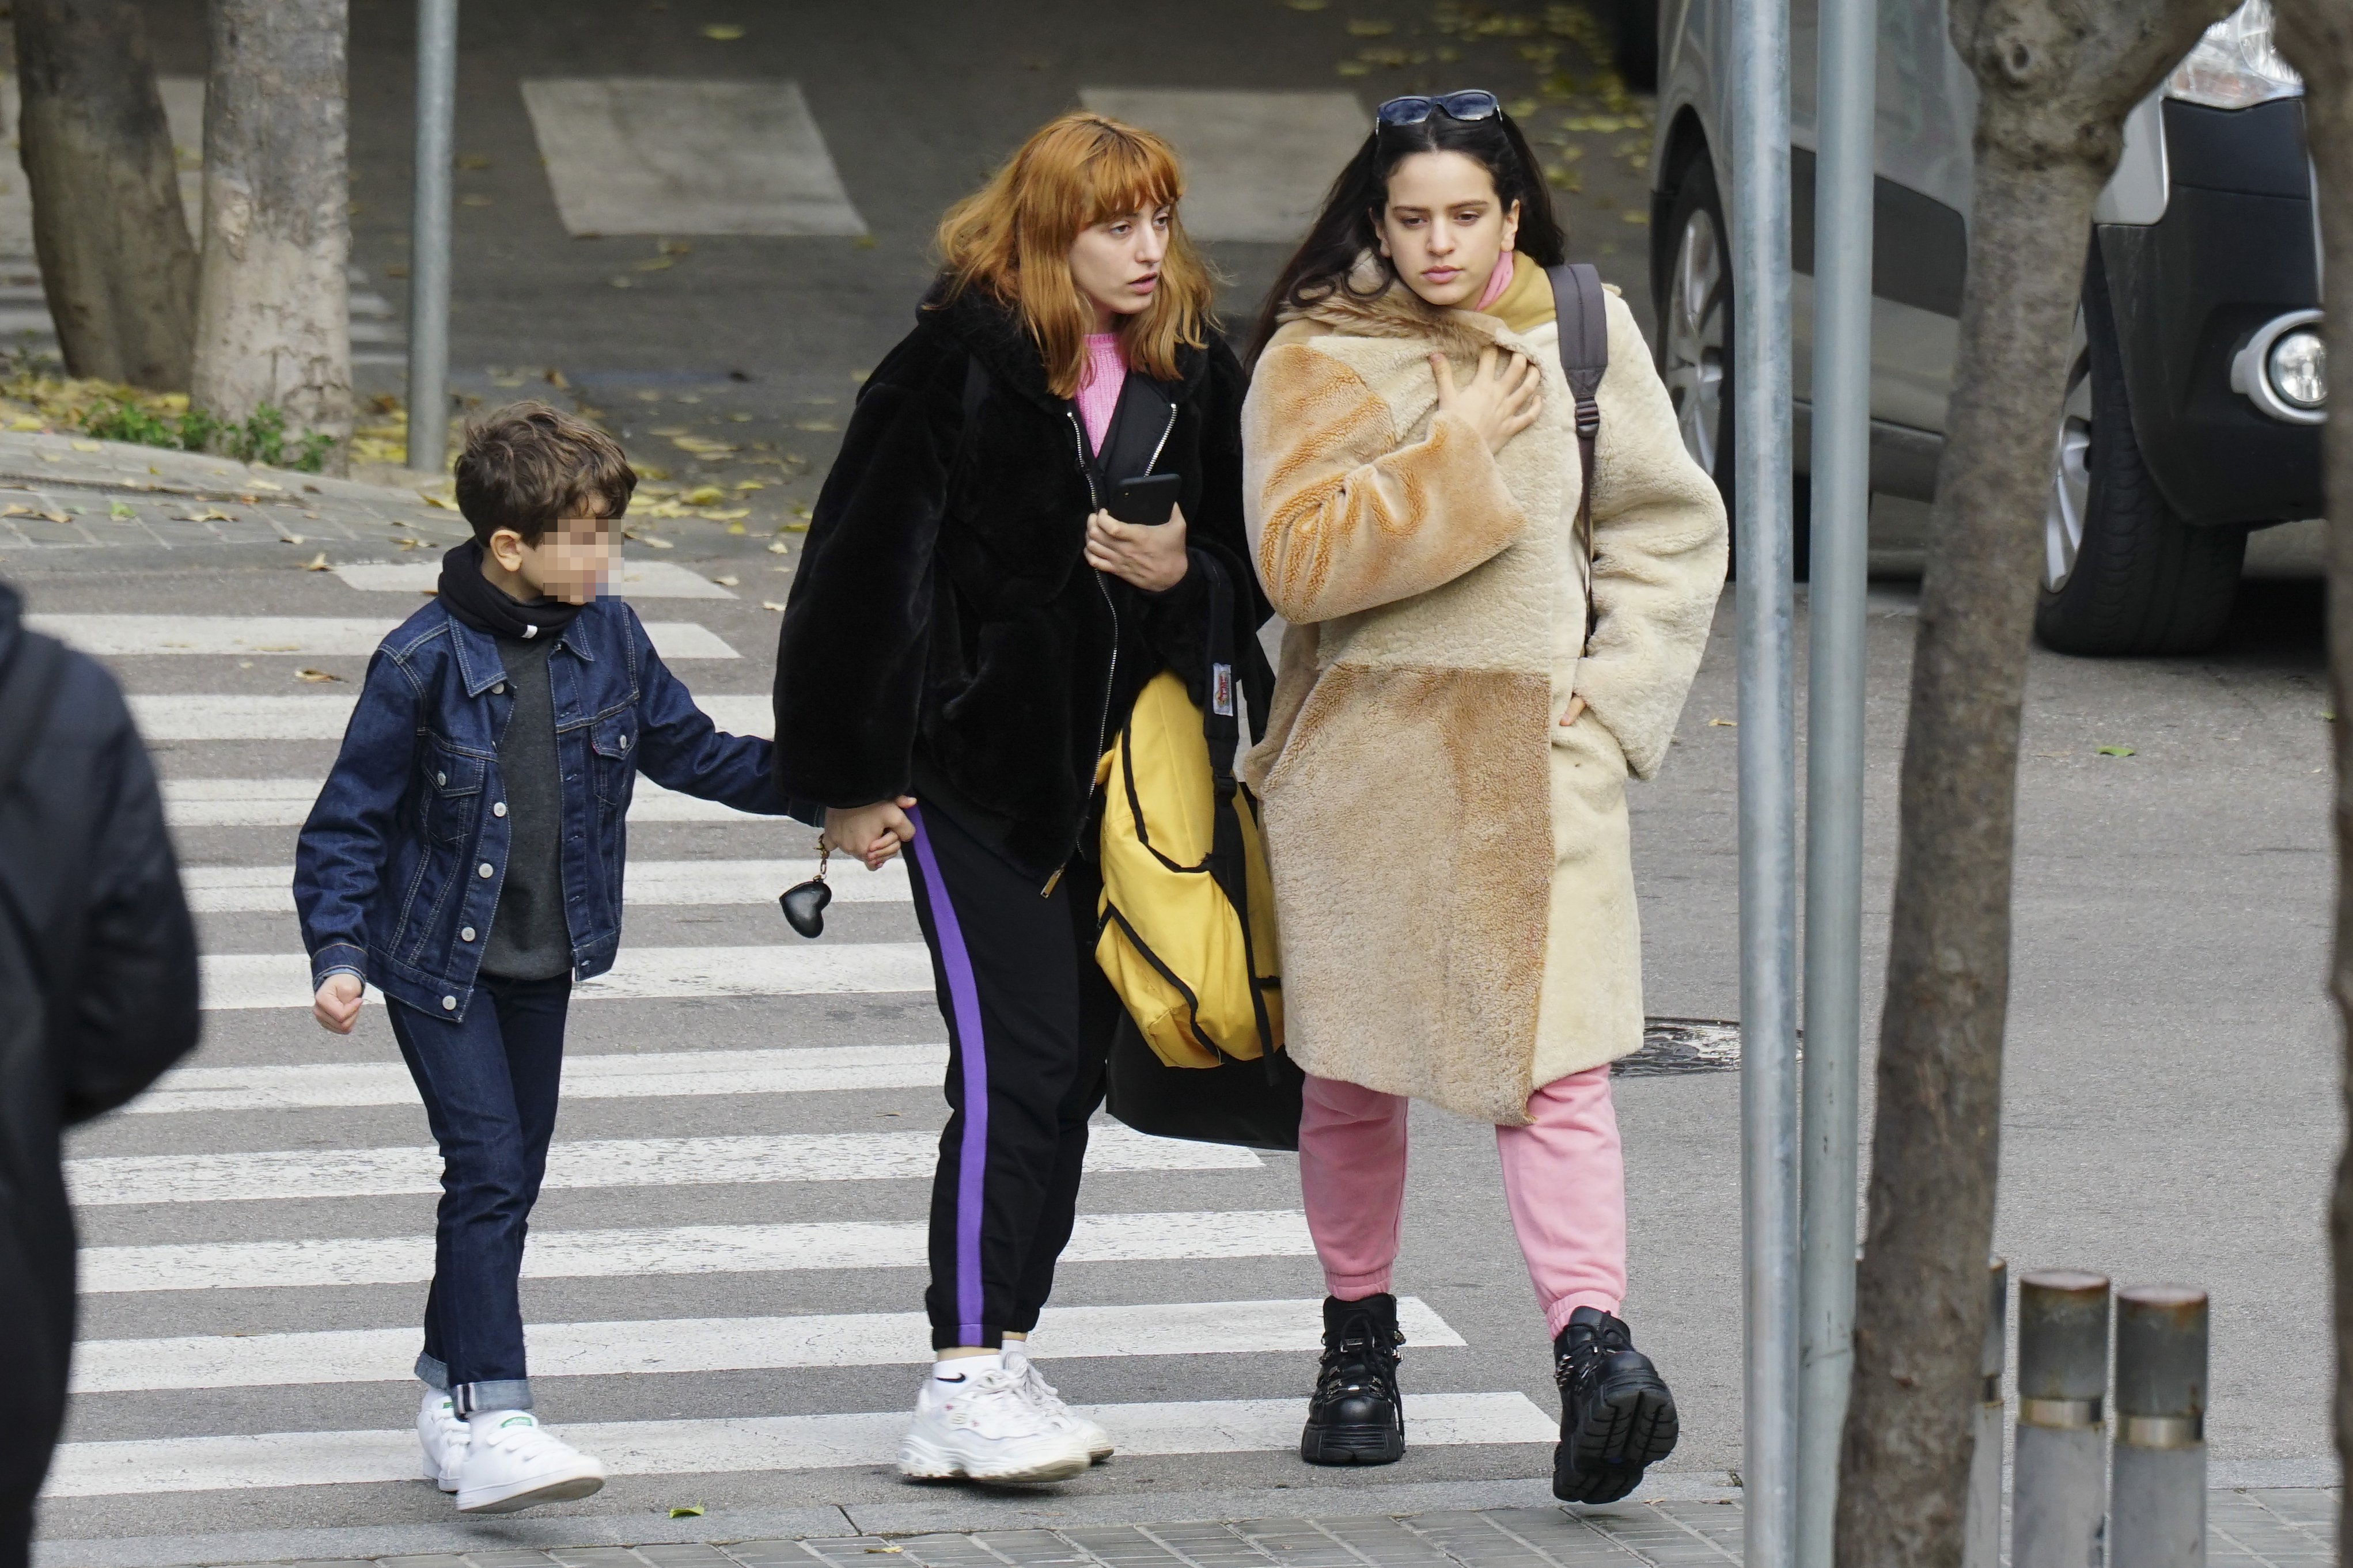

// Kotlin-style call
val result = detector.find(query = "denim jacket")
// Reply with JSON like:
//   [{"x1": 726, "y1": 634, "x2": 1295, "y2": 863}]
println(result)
[{"x1": 295, "y1": 596, "x2": 806, "y2": 1020}]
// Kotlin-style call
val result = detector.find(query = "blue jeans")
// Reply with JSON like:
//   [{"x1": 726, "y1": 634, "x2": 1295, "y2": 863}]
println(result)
[{"x1": 387, "y1": 973, "x2": 571, "y2": 1413}]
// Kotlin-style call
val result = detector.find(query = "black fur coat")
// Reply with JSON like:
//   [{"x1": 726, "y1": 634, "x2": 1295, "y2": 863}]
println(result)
[{"x1": 772, "y1": 284, "x2": 1267, "y2": 879}]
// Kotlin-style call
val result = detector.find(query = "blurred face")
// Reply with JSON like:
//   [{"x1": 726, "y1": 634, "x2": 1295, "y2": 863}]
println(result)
[
  {"x1": 1068, "y1": 202, "x2": 1171, "y2": 330},
  {"x1": 490, "y1": 510, "x2": 615, "y2": 605},
  {"x1": 1374, "y1": 150, "x2": 1521, "y2": 309}
]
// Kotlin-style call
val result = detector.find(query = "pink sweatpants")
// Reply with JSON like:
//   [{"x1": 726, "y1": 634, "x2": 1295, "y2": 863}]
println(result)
[{"x1": 1297, "y1": 1066, "x2": 1627, "y2": 1338}]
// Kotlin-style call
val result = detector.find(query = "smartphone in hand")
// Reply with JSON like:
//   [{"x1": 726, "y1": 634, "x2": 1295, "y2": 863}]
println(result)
[{"x1": 1109, "y1": 473, "x2": 1181, "y2": 526}]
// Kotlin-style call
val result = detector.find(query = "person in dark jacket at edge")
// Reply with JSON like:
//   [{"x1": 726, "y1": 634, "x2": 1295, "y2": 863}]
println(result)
[
  {"x1": 771, "y1": 110, "x2": 1268, "y2": 1486},
  {"x1": 0, "y1": 582, "x2": 201, "y2": 1568}
]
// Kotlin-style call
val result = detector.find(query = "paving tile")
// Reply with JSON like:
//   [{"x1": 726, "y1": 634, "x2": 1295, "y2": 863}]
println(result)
[{"x1": 719, "y1": 1544, "x2": 822, "y2": 1568}]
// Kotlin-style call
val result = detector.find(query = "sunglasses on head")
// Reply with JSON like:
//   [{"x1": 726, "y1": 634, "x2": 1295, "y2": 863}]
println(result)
[{"x1": 1376, "y1": 89, "x2": 1503, "y2": 128}]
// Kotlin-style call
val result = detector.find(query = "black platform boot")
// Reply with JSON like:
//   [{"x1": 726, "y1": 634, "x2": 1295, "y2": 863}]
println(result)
[
  {"x1": 1552, "y1": 1306, "x2": 1679, "y2": 1504},
  {"x1": 1298, "y1": 1293, "x2": 1406, "y2": 1466}
]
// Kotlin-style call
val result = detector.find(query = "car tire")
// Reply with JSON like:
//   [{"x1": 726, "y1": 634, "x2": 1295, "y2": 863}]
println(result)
[
  {"x1": 2036, "y1": 263, "x2": 2246, "y2": 655},
  {"x1": 1655, "y1": 153, "x2": 1807, "y2": 579}
]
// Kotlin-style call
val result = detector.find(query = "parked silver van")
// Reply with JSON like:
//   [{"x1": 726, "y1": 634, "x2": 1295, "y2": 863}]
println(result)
[{"x1": 1646, "y1": 0, "x2": 2323, "y2": 654}]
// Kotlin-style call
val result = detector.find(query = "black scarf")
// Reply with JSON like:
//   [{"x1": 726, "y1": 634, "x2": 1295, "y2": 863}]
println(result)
[{"x1": 436, "y1": 540, "x2": 584, "y2": 641}]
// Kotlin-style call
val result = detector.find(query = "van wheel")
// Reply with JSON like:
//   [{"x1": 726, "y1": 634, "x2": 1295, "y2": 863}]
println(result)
[{"x1": 2036, "y1": 267, "x2": 2246, "y2": 655}]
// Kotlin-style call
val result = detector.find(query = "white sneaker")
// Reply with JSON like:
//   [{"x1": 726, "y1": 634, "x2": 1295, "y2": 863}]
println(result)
[
  {"x1": 899, "y1": 1362, "x2": 1093, "y2": 1483},
  {"x1": 416, "y1": 1389, "x2": 469, "y2": 1492},
  {"x1": 454, "y1": 1411, "x2": 607, "y2": 1513},
  {"x1": 1003, "y1": 1345, "x2": 1113, "y2": 1463}
]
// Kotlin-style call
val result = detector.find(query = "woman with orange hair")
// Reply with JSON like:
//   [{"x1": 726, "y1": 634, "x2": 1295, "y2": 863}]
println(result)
[{"x1": 773, "y1": 112, "x2": 1265, "y2": 1484}]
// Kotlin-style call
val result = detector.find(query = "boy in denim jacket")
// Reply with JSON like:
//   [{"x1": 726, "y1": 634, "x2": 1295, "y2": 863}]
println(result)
[{"x1": 295, "y1": 403, "x2": 810, "y2": 1513}]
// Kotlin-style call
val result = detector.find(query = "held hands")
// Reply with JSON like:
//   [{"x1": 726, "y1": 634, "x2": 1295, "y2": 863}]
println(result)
[
  {"x1": 824, "y1": 796, "x2": 919, "y2": 872},
  {"x1": 313, "y1": 973, "x2": 363, "y2": 1034},
  {"x1": 1085, "y1": 503, "x2": 1190, "y2": 593},
  {"x1": 1431, "y1": 346, "x2": 1542, "y2": 455}
]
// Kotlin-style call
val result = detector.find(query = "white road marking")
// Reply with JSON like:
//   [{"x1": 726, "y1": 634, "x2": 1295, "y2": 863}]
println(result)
[
  {"x1": 32, "y1": 615, "x2": 736, "y2": 660},
  {"x1": 329, "y1": 561, "x2": 736, "y2": 598},
  {"x1": 198, "y1": 941, "x2": 934, "y2": 1011},
  {"x1": 41, "y1": 1391, "x2": 1546, "y2": 1495},
  {"x1": 69, "y1": 1297, "x2": 1462, "y2": 1394},
  {"x1": 131, "y1": 693, "x2": 774, "y2": 742},
  {"x1": 180, "y1": 856, "x2": 901, "y2": 909},
  {"x1": 521, "y1": 79, "x2": 866, "y2": 237},
  {"x1": 164, "y1": 775, "x2": 800, "y2": 827},
  {"x1": 131, "y1": 1042, "x2": 947, "y2": 1114},
  {"x1": 1078, "y1": 89, "x2": 1369, "y2": 243},
  {"x1": 68, "y1": 1123, "x2": 1252, "y2": 1206},
  {"x1": 77, "y1": 1209, "x2": 1312, "y2": 1293}
]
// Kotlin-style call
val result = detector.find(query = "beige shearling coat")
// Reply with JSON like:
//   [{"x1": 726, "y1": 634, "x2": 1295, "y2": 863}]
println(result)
[{"x1": 1239, "y1": 261, "x2": 1727, "y2": 1126}]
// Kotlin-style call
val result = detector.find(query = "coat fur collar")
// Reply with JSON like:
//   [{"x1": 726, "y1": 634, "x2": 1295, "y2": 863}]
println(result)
[
  {"x1": 1276, "y1": 252, "x2": 1513, "y2": 360},
  {"x1": 922, "y1": 276, "x2": 1209, "y2": 413}
]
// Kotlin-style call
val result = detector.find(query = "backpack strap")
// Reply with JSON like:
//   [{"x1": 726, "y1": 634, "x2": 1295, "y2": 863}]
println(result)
[{"x1": 1545, "y1": 262, "x2": 1608, "y2": 649}]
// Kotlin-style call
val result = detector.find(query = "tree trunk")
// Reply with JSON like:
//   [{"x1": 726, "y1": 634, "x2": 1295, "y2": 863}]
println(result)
[
  {"x1": 190, "y1": 0, "x2": 351, "y2": 473},
  {"x1": 2267, "y1": 0, "x2": 2353, "y2": 1542},
  {"x1": 13, "y1": 0, "x2": 198, "y2": 389},
  {"x1": 1832, "y1": 3, "x2": 2236, "y2": 1563}
]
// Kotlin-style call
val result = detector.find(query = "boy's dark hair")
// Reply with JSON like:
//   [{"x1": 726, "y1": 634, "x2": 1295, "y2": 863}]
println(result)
[{"x1": 453, "y1": 401, "x2": 636, "y2": 546}]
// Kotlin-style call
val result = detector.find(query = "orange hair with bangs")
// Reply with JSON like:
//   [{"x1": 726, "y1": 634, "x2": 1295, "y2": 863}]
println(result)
[{"x1": 934, "y1": 112, "x2": 1215, "y2": 399}]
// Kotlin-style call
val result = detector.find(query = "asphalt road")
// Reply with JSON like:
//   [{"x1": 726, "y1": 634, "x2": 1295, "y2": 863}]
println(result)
[{"x1": 18, "y1": 0, "x2": 2341, "y2": 1558}]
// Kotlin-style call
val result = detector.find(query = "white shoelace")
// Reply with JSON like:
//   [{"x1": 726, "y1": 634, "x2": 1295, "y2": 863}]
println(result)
[
  {"x1": 1011, "y1": 1357, "x2": 1071, "y2": 1417},
  {"x1": 475, "y1": 1416, "x2": 575, "y2": 1460}
]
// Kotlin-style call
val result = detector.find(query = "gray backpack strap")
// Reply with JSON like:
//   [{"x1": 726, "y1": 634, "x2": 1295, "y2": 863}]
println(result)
[{"x1": 1545, "y1": 262, "x2": 1607, "y2": 646}]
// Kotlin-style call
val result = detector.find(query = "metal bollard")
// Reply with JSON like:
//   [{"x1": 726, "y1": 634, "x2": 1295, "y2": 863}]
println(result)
[
  {"x1": 2015, "y1": 1270, "x2": 2111, "y2": 1568},
  {"x1": 2110, "y1": 1287, "x2": 2207, "y2": 1567},
  {"x1": 1964, "y1": 1258, "x2": 2007, "y2": 1568}
]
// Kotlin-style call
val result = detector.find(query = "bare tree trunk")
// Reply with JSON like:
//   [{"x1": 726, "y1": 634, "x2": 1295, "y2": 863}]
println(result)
[
  {"x1": 13, "y1": 0, "x2": 198, "y2": 389},
  {"x1": 191, "y1": 0, "x2": 350, "y2": 473},
  {"x1": 1832, "y1": 2, "x2": 2235, "y2": 1562},
  {"x1": 2268, "y1": 1, "x2": 2353, "y2": 1546}
]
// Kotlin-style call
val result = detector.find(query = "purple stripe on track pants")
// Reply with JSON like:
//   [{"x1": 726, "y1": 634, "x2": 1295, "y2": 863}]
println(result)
[{"x1": 907, "y1": 805, "x2": 990, "y2": 1344}]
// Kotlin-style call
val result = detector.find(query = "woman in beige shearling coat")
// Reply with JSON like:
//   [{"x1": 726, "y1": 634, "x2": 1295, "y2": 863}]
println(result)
[{"x1": 1239, "y1": 94, "x2": 1726, "y2": 1502}]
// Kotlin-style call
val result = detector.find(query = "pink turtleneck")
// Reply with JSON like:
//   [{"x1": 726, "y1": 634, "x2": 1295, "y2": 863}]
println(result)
[
  {"x1": 1476, "y1": 248, "x2": 1516, "y2": 312},
  {"x1": 1076, "y1": 333, "x2": 1127, "y2": 455}
]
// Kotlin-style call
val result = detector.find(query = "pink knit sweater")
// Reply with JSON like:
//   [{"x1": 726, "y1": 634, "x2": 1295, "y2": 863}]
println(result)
[{"x1": 1076, "y1": 332, "x2": 1127, "y2": 454}]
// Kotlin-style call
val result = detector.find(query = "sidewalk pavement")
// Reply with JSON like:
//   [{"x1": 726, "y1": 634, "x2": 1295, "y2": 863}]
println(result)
[
  {"x1": 0, "y1": 431, "x2": 467, "y2": 556},
  {"x1": 32, "y1": 1490, "x2": 2340, "y2": 1568}
]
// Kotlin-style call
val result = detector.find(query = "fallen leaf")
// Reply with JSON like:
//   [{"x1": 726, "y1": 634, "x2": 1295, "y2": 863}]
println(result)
[
  {"x1": 711, "y1": 575, "x2": 739, "y2": 587},
  {"x1": 726, "y1": 521, "x2": 747, "y2": 535},
  {"x1": 246, "y1": 478, "x2": 283, "y2": 491},
  {"x1": 9, "y1": 416, "x2": 43, "y2": 431},
  {"x1": 182, "y1": 508, "x2": 237, "y2": 522},
  {"x1": 460, "y1": 193, "x2": 493, "y2": 208},
  {"x1": 635, "y1": 256, "x2": 676, "y2": 272},
  {"x1": 546, "y1": 368, "x2": 570, "y2": 389},
  {"x1": 767, "y1": 540, "x2": 791, "y2": 554},
  {"x1": 700, "y1": 21, "x2": 744, "y2": 37},
  {"x1": 636, "y1": 465, "x2": 671, "y2": 481},
  {"x1": 734, "y1": 479, "x2": 766, "y2": 491},
  {"x1": 638, "y1": 535, "x2": 675, "y2": 549},
  {"x1": 282, "y1": 533, "x2": 306, "y2": 545},
  {"x1": 1707, "y1": 716, "x2": 1737, "y2": 727},
  {"x1": 865, "y1": 1549, "x2": 903, "y2": 1556},
  {"x1": 794, "y1": 420, "x2": 838, "y2": 432},
  {"x1": 109, "y1": 501, "x2": 137, "y2": 521},
  {"x1": 296, "y1": 668, "x2": 345, "y2": 684},
  {"x1": 304, "y1": 553, "x2": 331, "y2": 571},
  {"x1": 0, "y1": 505, "x2": 28, "y2": 517},
  {"x1": 669, "y1": 1504, "x2": 707, "y2": 1519},
  {"x1": 393, "y1": 536, "x2": 427, "y2": 550},
  {"x1": 761, "y1": 600, "x2": 786, "y2": 612},
  {"x1": 681, "y1": 484, "x2": 726, "y2": 504},
  {"x1": 779, "y1": 521, "x2": 810, "y2": 533},
  {"x1": 70, "y1": 439, "x2": 101, "y2": 451},
  {"x1": 2096, "y1": 745, "x2": 2135, "y2": 758},
  {"x1": 610, "y1": 276, "x2": 635, "y2": 289},
  {"x1": 422, "y1": 493, "x2": 457, "y2": 510}
]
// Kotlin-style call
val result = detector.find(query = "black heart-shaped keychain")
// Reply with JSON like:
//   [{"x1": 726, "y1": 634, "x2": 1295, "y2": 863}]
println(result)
[{"x1": 779, "y1": 838, "x2": 832, "y2": 938}]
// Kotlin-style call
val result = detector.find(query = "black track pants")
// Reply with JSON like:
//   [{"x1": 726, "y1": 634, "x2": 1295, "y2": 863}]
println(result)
[{"x1": 904, "y1": 801, "x2": 1117, "y2": 1350}]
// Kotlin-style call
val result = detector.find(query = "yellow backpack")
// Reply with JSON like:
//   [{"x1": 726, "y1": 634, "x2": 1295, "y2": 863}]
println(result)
[{"x1": 1092, "y1": 556, "x2": 1283, "y2": 1069}]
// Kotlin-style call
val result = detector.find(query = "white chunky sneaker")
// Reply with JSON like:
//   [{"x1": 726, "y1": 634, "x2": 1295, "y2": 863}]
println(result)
[
  {"x1": 1003, "y1": 1344, "x2": 1113, "y2": 1463},
  {"x1": 454, "y1": 1411, "x2": 607, "y2": 1513},
  {"x1": 899, "y1": 1362, "x2": 1093, "y2": 1483},
  {"x1": 416, "y1": 1388, "x2": 469, "y2": 1492}
]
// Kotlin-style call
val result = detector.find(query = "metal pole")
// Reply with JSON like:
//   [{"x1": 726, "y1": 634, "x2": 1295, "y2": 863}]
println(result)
[
  {"x1": 1731, "y1": 0, "x2": 1797, "y2": 1555},
  {"x1": 1795, "y1": 0, "x2": 1875, "y2": 1551},
  {"x1": 2014, "y1": 1270, "x2": 2110, "y2": 1568},
  {"x1": 406, "y1": 0, "x2": 457, "y2": 473},
  {"x1": 1964, "y1": 1258, "x2": 2009, "y2": 1568},
  {"x1": 2110, "y1": 1286, "x2": 2207, "y2": 1567}
]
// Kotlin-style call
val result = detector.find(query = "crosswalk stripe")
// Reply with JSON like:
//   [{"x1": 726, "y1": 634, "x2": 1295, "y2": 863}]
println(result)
[
  {"x1": 69, "y1": 1298, "x2": 1464, "y2": 1394},
  {"x1": 32, "y1": 614, "x2": 737, "y2": 661},
  {"x1": 331, "y1": 561, "x2": 737, "y2": 598},
  {"x1": 164, "y1": 776, "x2": 806, "y2": 828},
  {"x1": 79, "y1": 1210, "x2": 1313, "y2": 1293},
  {"x1": 41, "y1": 1391, "x2": 1548, "y2": 1497},
  {"x1": 132, "y1": 1043, "x2": 948, "y2": 1114},
  {"x1": 131, "y1": 693, "x2": 775, "y2": 741},
  {"x1": 199, "y1": 942, "x2": 934, "y2": 1011},
  {"x1": 181, "y1": 857, "x2": 901, "y2": 910},
  {"x1": 69, "y1": 1124, "x2": 1256, "y2": 1206}
]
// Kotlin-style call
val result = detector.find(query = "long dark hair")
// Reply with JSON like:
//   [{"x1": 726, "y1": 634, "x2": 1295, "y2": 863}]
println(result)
[{"x1": 1247, "y1": 102, "x2": 1562, "y2": 366}]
